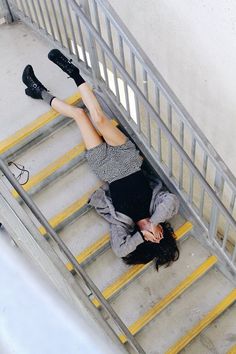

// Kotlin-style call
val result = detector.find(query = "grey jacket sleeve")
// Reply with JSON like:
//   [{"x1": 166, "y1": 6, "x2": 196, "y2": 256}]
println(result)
[
  {"x1": 109, "y1": 224, "x2": 144, "y2": 257},
  {"x1": 150, "y1": 191, "x2": 180, "y2": 225}
]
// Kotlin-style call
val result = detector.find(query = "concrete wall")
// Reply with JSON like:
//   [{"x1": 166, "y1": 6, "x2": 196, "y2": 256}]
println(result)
[{"x1": 108, "y1": 0, "x2": 236, "y2": 177}]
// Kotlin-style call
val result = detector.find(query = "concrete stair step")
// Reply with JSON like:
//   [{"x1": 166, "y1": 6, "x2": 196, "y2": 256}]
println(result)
[
  {"x1": 0, "y1": 92, "x2": 82, "y2": 160},
  {"x1": 23, "y1": 162, "x2": 101, "y2": 232},
  {"x1": 52, "y1": 209, "x2": 110, "y2": 266},
  {"x1": 181, "y1": 300, "x2": 236, "y2": 353},
  {"x1": 10, "y1": 121, "x2": 85, "y2": 185},
  {"x1": 166, "y1": 289, "x2": 236, "y2": 354},
  {"x1": 5, "y1": 119, "x2": 117, "y2": 198},
  {"x1": 2, "y1": 86, "x2": 235, "y2": 354},
  {"x1": 83, "y1": 222, "x2": 192, "y2": 305},
  {"x1": 118, "y1": 255, "x2": 218, "y2": 344},
  {"x1": 129, "y1": 257, "x2": 235, "y2": 353},
  {"x1": 108, "y1": 236, "x2": 212, "y2": 327}
]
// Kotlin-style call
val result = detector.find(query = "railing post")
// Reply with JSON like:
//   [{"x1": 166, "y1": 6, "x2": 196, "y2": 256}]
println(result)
[
  {"x1": 0, "y1": 0, "x2": 14, "y2": 23},
  {"x1": 208, "y1": 171, "x2": 224, "y2": 243},
  {"x1": 78, "y1": 0, "x2": 101, "y2": 89}
]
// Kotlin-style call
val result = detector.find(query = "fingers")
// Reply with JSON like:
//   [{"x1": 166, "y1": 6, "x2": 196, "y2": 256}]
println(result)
[
  {"x1": 141, "y1": 230, "x2": 157, "y2": 243},
  {"x1": 155, "y1": 234, "x2": 163, "y2": 242},
  {"x1": 142, "y1": 230, "x2": 162, "y2": 243},
  {"x1": 147, "y1": 224, "x2": 164, "y2": 243}
]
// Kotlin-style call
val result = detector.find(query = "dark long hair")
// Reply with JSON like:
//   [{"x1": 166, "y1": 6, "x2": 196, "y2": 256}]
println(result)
[{"x1": 122, "y1": 222, "x2": 179, "y2": 271}]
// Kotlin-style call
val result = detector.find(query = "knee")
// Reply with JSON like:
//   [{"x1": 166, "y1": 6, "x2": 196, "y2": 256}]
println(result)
[{"x1": 92, "y1": 110, "x2": 106, "y2": 125}]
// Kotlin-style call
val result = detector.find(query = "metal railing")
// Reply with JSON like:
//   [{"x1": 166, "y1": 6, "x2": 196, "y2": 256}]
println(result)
[
  {"x1": 3, "y1": 0, "x2": 236, "y2": 272},
  {"x1": 0, "y1": 158, "x2": 145, "y2": 354}
]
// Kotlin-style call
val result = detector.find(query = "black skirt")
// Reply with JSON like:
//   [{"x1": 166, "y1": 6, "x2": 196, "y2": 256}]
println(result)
[{"x1": 109, "y1": 169, "x2": 153, "y2": 222}]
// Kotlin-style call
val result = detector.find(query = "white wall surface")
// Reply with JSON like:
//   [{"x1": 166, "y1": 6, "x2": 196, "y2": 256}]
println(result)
[
  {"x1": 0, "y1": 228, "x2": 125, "y2": 354},
  {"x1": 108, "y1": 0, "x2": 236, "y2": 176}
]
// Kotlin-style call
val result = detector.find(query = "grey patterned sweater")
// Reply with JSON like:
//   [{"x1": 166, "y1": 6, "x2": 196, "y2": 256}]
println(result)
[{"x1": 88, "y1": 175, "x2": 180, "y2": 257}]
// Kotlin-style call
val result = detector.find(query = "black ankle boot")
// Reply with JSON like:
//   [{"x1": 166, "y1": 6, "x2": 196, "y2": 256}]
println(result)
[
  {"x1": 22, "y1": 65, "x2": 48, "y2": 99},
  {"x1": 48, "y1": 49, "x2": 84, "y2": 86}
]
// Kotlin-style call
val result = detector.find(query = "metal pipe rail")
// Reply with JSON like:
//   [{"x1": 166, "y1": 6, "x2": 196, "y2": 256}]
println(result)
[
  {"x1": 67, "y1": 0, "x2": 236, "y2": 272},
  {"x1": 3, "y1": 0, "x2": 236, "y2": 273},
  {"x1": 94, "y1": 0, "x2": 236, "y2": 196},
  {"x1": 0, "y1": 158, "x2": 145, "y2": 354}
]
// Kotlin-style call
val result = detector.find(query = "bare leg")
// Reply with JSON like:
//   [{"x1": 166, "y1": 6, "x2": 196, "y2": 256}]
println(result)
[
  {"x1": 78, "y1": 83, "x2": 127, "y2": 147},
  {"x1": 51, "y1": 97, "x2": 103, "y2": 150}
]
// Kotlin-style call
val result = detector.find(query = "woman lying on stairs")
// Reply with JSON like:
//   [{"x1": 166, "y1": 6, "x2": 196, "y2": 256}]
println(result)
[{"x1": 22, "y1": 49, "x2": 180, "y2": 271}]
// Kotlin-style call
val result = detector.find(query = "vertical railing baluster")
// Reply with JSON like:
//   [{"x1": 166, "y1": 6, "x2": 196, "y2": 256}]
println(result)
[
  {"x1": 232, "y1": 243, "x2": 236, "y2": 264},
  {"x1": 75, "y1": 14, "x2": 88, "y2": 65},
  {"x1": 222, "y1": 193, "x2": 235, "y2": 250},
  {"x1": 105, "y1": 17, "x2": 120, "y2": 102},
  {"x1": 179, "y1": 121, "x2": 184, "y2": 189},
  {"x1": 155, "y1": 85, "x2": 160, "y2": 113},
  {"x1": 118, "y1": 35, "x2": 130, "y2": 117},
  {"x1": 43, "y1": 0, "x2": 56, "y2": 40},
  {"x1": 167, "y1": 103, "x2": 173, "y2": 176},
  {"x1": 222, "y1": 221, "x2": 230, "y2": 252},
  {"x1": 24, "y1": 0, "x2": 33, "y2": 20},
  {"x1": 155, "y1": 85, "x2": 162, "y2": 161},
  {"x1": 65, "y1": 1, "x2": 79, "y2": 59},
  {"x1": 189, "y1": 136, "x2": 196, "y2": 203},
  {"x1": 80, "y1": 0, "x2": 101, "y2": 87},
  {"x1": 157, "y1": 129, "x2": 162, "y2": 162},
  {"x1": 143, "y1": 69, "x2": 151, "y2": 147},
  {"x1": 57, "y1": 0, "x2": 71, "y2": 51},
  {"x1": 209, "y1": 172, "x2": 224, "y2": 243},
  {"x1": 36, "y1": 0, "x2": 47, "y2": 32},
  {"x1": 1, "y1": 0, "x2": 13, "y2": 22},
  {"x1": 130, "y1": 51, "x2": 141, "y2": 131},
  {"x1": 199, "y1": 152, "x2": 208, "y2": 217},
  {"x1": 30, "y1": 0, "x2": 40, "y2": 27},
  {"x1": 19, "y1": 0, "x2": 26, "y2": 16},
  {"x1": 51, "y1": 0, "x2": 63, "y2": 45},
  {"x1": 92, "y1": 0, "x2": 108, "y2": 83}
]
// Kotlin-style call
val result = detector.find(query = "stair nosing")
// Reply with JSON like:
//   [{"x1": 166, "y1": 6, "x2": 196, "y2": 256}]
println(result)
[
  {"x1": 165, "y1": 288, "x2": 236, "y2": 354},
  {"x1": 119, "y1": 255, "x2": 218, "y2": 344},
  {"x1": 91, "y1": 221, "x2": 193, "y2": 308},
  {"x1": 0, "y1": 92, "x2": 82, "y2": 155}
]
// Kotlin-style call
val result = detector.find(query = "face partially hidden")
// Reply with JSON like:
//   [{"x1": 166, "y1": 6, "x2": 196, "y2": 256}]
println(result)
[{"x1": 136, "y1": 218, "x2": 164, "y2": 243}]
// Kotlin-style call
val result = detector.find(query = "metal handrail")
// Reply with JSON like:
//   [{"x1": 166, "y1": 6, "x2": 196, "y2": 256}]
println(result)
[
  {"x1": 67, "y1": 0, "x2": 236, "y2": 233},
  {"x1": 93, "y1": 0, "x2": 236, "y2": 195},
  {"x1": 0, "y1": 158, "x2": 145, "y2": 354},
  {"x1": 3, "y1": 0, "x2": 236, "y2": 280}
]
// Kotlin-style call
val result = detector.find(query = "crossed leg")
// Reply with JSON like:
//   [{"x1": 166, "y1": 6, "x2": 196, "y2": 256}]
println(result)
[
  {"x1": 51, "y1": 97, "x2": 102, "y2": 150},
  {"x1": 51, "y1": 83, "x2": 127, "y2": 150}
]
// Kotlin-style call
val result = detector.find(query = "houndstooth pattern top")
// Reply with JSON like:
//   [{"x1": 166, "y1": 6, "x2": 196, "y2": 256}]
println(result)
[{"x1": 85, "y1": 137, "x2": 144, "y2": 183}]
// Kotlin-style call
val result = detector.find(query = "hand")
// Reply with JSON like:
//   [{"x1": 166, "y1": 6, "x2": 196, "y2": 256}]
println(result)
[
  {"x1": 137, "y1": 218, "x2": 163, "y2": 243},
  {"x1": 141, "y1": 229, "x2": 159, "y2": 243},
  {"x1": 141, "y1": 224, "x2": 163, "y2": 243},
  {"x1": 150, "y1": 223, "x2": 163, "y2": 243}
]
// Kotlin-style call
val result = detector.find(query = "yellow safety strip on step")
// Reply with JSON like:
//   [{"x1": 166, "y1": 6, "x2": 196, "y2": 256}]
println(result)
[
  {"x1": 10, "y1": 120, "x2": 117, "y2": 198},
  {"x1": 92, "y1": 222, "x2": 192, "y2": 308},
  {"x1": 166, "y1": 288, "x2": 236, "y2": 354},
  {"x1": 119, "y1": 255, "x2": 217, "y2": 344},
  {"x1": 0, "y1": 93, "x2": 82, "y2": 155},
  {"x1": 174, "y1": 221, "x2": 193, "y2": 239},
  {"x1": 66, "y1": 233, "x2": 110, "y2": 271},
  {"x1": 92, "y1": 263, "x2": 150, "y2": 308},
  {"x1": 11, "y1": 143, "x2": 86, "y2": 198},
  {"x1": 38, "y1": 183, "x2": 101, "y2": 236},
  {"x1": 228, "y1": 345, "x2": 236, "y2": 354}
]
